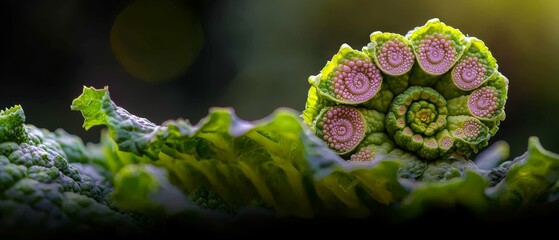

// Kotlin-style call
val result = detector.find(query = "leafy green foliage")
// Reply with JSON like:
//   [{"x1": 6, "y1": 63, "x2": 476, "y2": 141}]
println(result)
[
  {"x1": 72, "y1": 86, "x2": 559, "y2": 220},
  {"x1": 399, "y1": 171, "x2": 489, "y2": 218},
  {"x1": 72, "y1": 87, "x2": 407, "y2": 217},
  {"x1": 112, "y1": 164, "x2": 194, "y2": 215},
  {"x1": 489, "y1": 137, "x2": 559, "y2": 207}
]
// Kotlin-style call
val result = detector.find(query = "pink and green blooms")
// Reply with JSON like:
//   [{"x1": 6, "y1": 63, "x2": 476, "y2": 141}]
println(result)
[{"x1": 304, "y1": 18, "x2": 507, "y2": 161}]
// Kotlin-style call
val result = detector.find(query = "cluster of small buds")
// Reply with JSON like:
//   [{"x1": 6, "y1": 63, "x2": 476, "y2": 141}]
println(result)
[
  {"x1": 332, "y1": 58, "x2": 382, "y2": 103},
  {"x1": 304, "y1": 18, "x2": 508, "y2": 161},
  {"x1": 377, "y1": 39, "x2": 415, "y2": 75},
  {"x1": 316, "y1": 106, "x2": 366, "y2": 154},
  {"x1": 417, "y1": 34, "x2": 457, "y2": 74}
]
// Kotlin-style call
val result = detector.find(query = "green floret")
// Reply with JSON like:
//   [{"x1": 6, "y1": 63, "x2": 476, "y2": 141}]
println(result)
[
  {"x1": 0, "y1": 105, "x2": 136, "y2": 230},
  {"x1": 0, "y1": 106, "x2": 28, "y2": 144},
  {"x1": 447, "y1": 116, "x2": 490, "y2": 156},
  {"x1": 364, "y1": 32, "x2": 414, "y2": 95},
  {"x1": 358, "y1": 108, "x2": 386, "y2": 134},
  {"x1": 483, "y1": 72, "x2": 508, "y2": 120},
  {"x1": 385, "y1": 86, "x2": 450, "y2": 160},
  {"x1": 407, "y1": 18, "x2": 469, "y2": 80},
  {"x1": 357, "y1": 132, "x2": 395, "y2": 152},
  {"x1": 360, "y1": 82, "x2": 394, "y2": 112},
  {"x1": 313, "y1": 106, "x2": 367, "y2": 155},
  {"x1": 364, "y1": 32, "x2": 415, "y2": 76},
  {"x1": 1, "y1": 179, "x2": 133, "y2": 229},
  {"x1": 435, "y1": 37, "x2": 498, "y2": 99},
  {"x1": 446, "y1": 73, "x2": 507, "y2": 122},
  {"x1": 0, "y1": 158, "x2": 26, "y2": 189},
  {"x1": 53, "y1": 128, "x2": 102, "y2": 164},
  {"x1": 309, "y1": 44, "x2": 383, "y2": 105}
]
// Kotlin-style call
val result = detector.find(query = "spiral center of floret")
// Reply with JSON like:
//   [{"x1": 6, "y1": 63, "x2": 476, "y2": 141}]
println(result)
[
  {"x1": 476, "y1": 98, "x2": 489, "y2": 108},
  {"x1": 319, "y1": 106, "x2": 366, "y2": 153},
  {"x1": 427, "y1": 45, "x2": 445, "y2": 64},
  {"x1": 417, "y1": 109, "x2": 433, "y2": 122},
  {"x1": 388, "y1": 51, "x2": 403, "y2": 66},
  {"x1": 346, "y1": 73, "x2": 370, "y2": 95},
  {"x1": 453, "y1": 57, "x2": 487, "y2": 90},
  {"x1": 462, "y1": 120, "x2": 481, "y2": 140},
  {"x1": 332, "y1": 58, "x2": 382, "y2": 103},
  {"x1": 462, "y1": 68, "x2": 476, "y2": 82},
  {"x1": 386, "y1": 87, "x2": 451, "y2": 159},
  {"x1": 468, "y1": 87, "x2": 499, "y2": 118},
  {"x1": 376, "y1": 39, "x2": 414, "y2": 75},
  {"x1": 334, "y1": 123, "x2": 351, "y2": 140},
  {"x1": 407, "y1": 100, "x2": 442, "y2": 136},
  {"x1": 417, "y1": 34, "x2": 457, "y2": 74}
]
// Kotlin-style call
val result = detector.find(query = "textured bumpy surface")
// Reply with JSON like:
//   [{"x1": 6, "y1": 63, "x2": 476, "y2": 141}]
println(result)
[
  {"x1": 0, "y1": 105, "x2": 135, "y2": 231},
  {"x1": 304, "y1": 18, "x2": 508, "y2": 160}
]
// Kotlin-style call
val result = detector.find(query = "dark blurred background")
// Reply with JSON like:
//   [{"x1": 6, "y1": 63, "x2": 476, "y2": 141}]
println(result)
[{"x1": 3, "y1": 0, "x2": 558, "y2": 157}]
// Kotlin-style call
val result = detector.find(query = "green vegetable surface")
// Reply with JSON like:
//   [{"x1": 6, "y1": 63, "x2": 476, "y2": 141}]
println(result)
[{"x1": 0, "y1": 105, "x2": 136, "y2": 231}]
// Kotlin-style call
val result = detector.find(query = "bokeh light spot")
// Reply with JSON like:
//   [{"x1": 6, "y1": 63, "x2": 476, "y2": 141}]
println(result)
[{"x1": 111, "y1": 0, "x2": 203, "y2": 83}]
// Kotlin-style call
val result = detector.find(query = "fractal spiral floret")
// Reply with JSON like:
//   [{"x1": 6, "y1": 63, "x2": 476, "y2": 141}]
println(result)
[{"x1": 303, "y1": 18, "x2": 508, "y2": 160}]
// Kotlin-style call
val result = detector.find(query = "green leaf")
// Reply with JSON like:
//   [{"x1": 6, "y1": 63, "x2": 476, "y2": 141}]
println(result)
[
  {"x1": 72, "y1": 87, "x2": 407, "y2": 217},
  {"x1": 0, "y1": 105, "x2": 28, "y2": 143},
  {"x1": 71, "y1": 86, "x2": 160, "y2": 158},
  {"x1": 399, "y1": 170, "x2": 489, "y2": 218},
  {"x1": 112, "y1": 164, "x2": 195, "y2": 215},
  {"x1": 489, "y1": 137, "x2": 559, "y2": 207},
  {"x1": 70, "y1": 86, "x2": 111, "y2": 130}
]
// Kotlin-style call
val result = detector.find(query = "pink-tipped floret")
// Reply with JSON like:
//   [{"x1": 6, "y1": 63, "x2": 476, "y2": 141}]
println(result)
[
  {"x1": 321, "y1": 106, "x2": 366, "y2": 153},
  {"x1": 462, "y1": 119, "x2": 482, "y2": 140},
  {"x1": 418, "y1": 34, "x2": 457, "y2": 74},
  {"x1": 440, "y1": 136, "x2": 453, "y2": 149},
  {"x1": 468, "y1": 87, "x2": 499, "y2": 118},
  {"x1": 452, "y1": 57, "x2": 487, "y2": 90},
  {"x1": 377, "y1": 39, "x2": 414, "y2": 75},
  {"x1": 333, "y1": 58, "x2": 382, "y2": 103}
]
